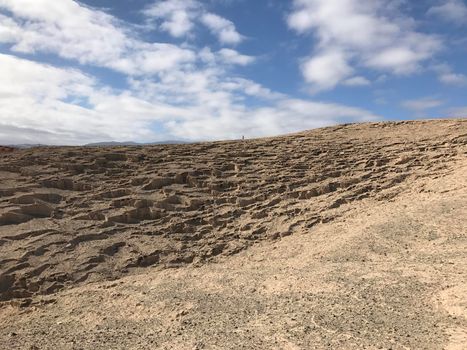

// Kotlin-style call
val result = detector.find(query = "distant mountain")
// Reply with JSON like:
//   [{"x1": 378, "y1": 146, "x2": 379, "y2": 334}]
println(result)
[
  {"x1": 84, "y1": 140, "x2": 188, "y2": 147},
  {"x1": 84, "y1": 141, "x2": 139, "y2": 147},
  {"x1": 8, "y1": 144, "x2": 48, "y2": 149},
  {"x1": 5, "y1": 141, "x2": 189, "y2": 148}
]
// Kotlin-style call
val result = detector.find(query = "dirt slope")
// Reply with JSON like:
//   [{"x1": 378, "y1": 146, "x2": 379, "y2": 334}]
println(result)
[{"x1": 0, "y1": 119, "x2": 466, "y2": 349}]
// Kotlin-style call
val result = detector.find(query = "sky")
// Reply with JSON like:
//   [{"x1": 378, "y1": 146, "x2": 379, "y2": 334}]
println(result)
[{"x1": 0, "y1": 0, "x2": 466, "y2": 145}]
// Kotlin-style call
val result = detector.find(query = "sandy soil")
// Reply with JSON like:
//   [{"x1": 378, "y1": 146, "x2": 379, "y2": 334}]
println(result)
[{"x1": 0, "y1": 119, "x2": 466, "y2": 349}]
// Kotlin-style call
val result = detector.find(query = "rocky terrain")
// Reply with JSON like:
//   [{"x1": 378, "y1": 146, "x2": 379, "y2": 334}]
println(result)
[
  {"x1": 0, "y1": 119, "x2": 466, "y2": 349},
  {"x1": 0, "y1": 146, "x2": 15, "y2": 153}
]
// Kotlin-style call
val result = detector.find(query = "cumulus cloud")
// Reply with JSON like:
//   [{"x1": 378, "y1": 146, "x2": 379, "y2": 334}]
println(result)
[
  {"x1": 0, "y1": 0, "x2": 249, "y2": 75},
  {"x1": 0, "y1": 53, "x2": 165, "y2": 144},
  {"x1": 164, "y1": 98, "x2": 378, "y2": 141},
  {"x1": 432, "y1": 64, "x2": 467, "y2": 86},
  {"x1": 143, "y1": 0, "x2": 201, "y2": 37},
  {"x1": 218, "y1": 48, "x2": 255, "y2": 65},
  {"x1": 201, "y1": 13, "x2": 243, "y2": 45},
  {"x1": 427, "y1": 0, "x2": 467, "y2": 25},
  {"x1": 301, "y1": 49, "x2": 353, "y2": 92},
  {"x1": 0, "y1": 52, "x2": 379, "y2": 145},
  {"x1": 0, "y1": 13, "x2": 18, "y2": 42},
  {"x1": 144, "y1": 0, "x2": 243, "y2": 44},
  {"x1": 364, "y1": 43, "x2": 437, "y2": 74},
  {"x1": 0, "y1": 0, "x2": 195, "y2": 75},
  {"x1": 287, "y1": 0, "x2": 441, "y2": 91}
]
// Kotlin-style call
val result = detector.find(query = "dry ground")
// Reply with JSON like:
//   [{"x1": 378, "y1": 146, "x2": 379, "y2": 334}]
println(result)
[
  {"x1": 0, "y1": 146, "x2": 15, "y2": 153},
  {"x1": 0, "y1": 119, "x2": 466, "y2": 349}
]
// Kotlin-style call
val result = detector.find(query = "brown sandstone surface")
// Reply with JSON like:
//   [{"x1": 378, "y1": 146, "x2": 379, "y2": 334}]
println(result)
[{"x1": 0, "y1": 119, "x2": 466, "y2": 349}]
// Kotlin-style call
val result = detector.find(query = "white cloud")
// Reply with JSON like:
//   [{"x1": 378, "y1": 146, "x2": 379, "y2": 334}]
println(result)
[
  {"x1": 221, "y1": 78, "x2": 284, "y2": 99},
  {"x1": 364, "y1": 42, "x2": 436, "y2": 74},
  {"x1": 0, "y1": 0, "x2": 196, "y2": 75},
  {"x1": 0, "y1": 52, "x2": 379, "y2": 145},
  {"x1": 402, "y1": 97, "x2": 444, "y2": 112},
  {"x1": 301, "y1": 49, "x2": 353, "y2": 91},
  {"x1": 287, "y1": 0, "x2": 441, "y2": 91},
  {"x1": 343, "y1": 76, "x2": 371, "y2": 86},
  {"x1": 143, "y1": 0, "x2": 201, "y2": 37},
  {"x1": 110, "y1": 43, "x2": 195, "y2": 75},
  {"x1": 0, "y1": 53, "x2": 166, "y2": 144},
  {"x1": 218, "y1": 48, "x2": 255, "y2": 65},
  {"x1": 427, "y1": 0, "x2": 467, "y2": 25},
  {"x1": 432, "y1": 64, "x2": 467, "y2": 86},
  {"x1": 144, "y1": 1, "x2": 243, "y2": 45},
  {"x1": 0, "y1": 13, "x2": 19, "y2": 42},
  {"x1": 0, "y1": 53, "x2": 94, "y2": 100},
  {"x1": 164, "y1": 98, "x2": 378, "y2": 141},
  {"x1": 198, "y1": 47, "x2": 255, "y2": 67},
  {"x1": 201, "y1": 13, "x2": 243, "y2": 45},
  {"x1": 0, "y1": 0, "x2": 246, "y2": 78}
]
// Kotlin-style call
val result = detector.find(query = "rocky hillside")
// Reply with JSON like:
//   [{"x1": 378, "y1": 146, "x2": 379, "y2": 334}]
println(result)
[
  {"x1": 0, "y1": 119, "x2": 466, "y2": 302},
  {"x1": 0, "y1": 119, "x2": 466, "y2": 349}
]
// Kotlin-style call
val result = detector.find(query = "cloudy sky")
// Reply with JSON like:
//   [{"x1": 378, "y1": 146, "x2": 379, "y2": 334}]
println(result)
[{"x1": 0, "y1": 0, "x2": 466, "y2": 145}]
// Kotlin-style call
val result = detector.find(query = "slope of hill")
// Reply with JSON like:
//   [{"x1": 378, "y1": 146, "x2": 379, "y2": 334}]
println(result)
[{"x1": 0, "y1": 119, "x2": 466, "y2": 349}]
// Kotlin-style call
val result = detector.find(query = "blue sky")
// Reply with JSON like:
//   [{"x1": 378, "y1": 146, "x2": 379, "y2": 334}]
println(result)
[{"x1": 0, "y1": 0, "x2": 466, "y2": 145}]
